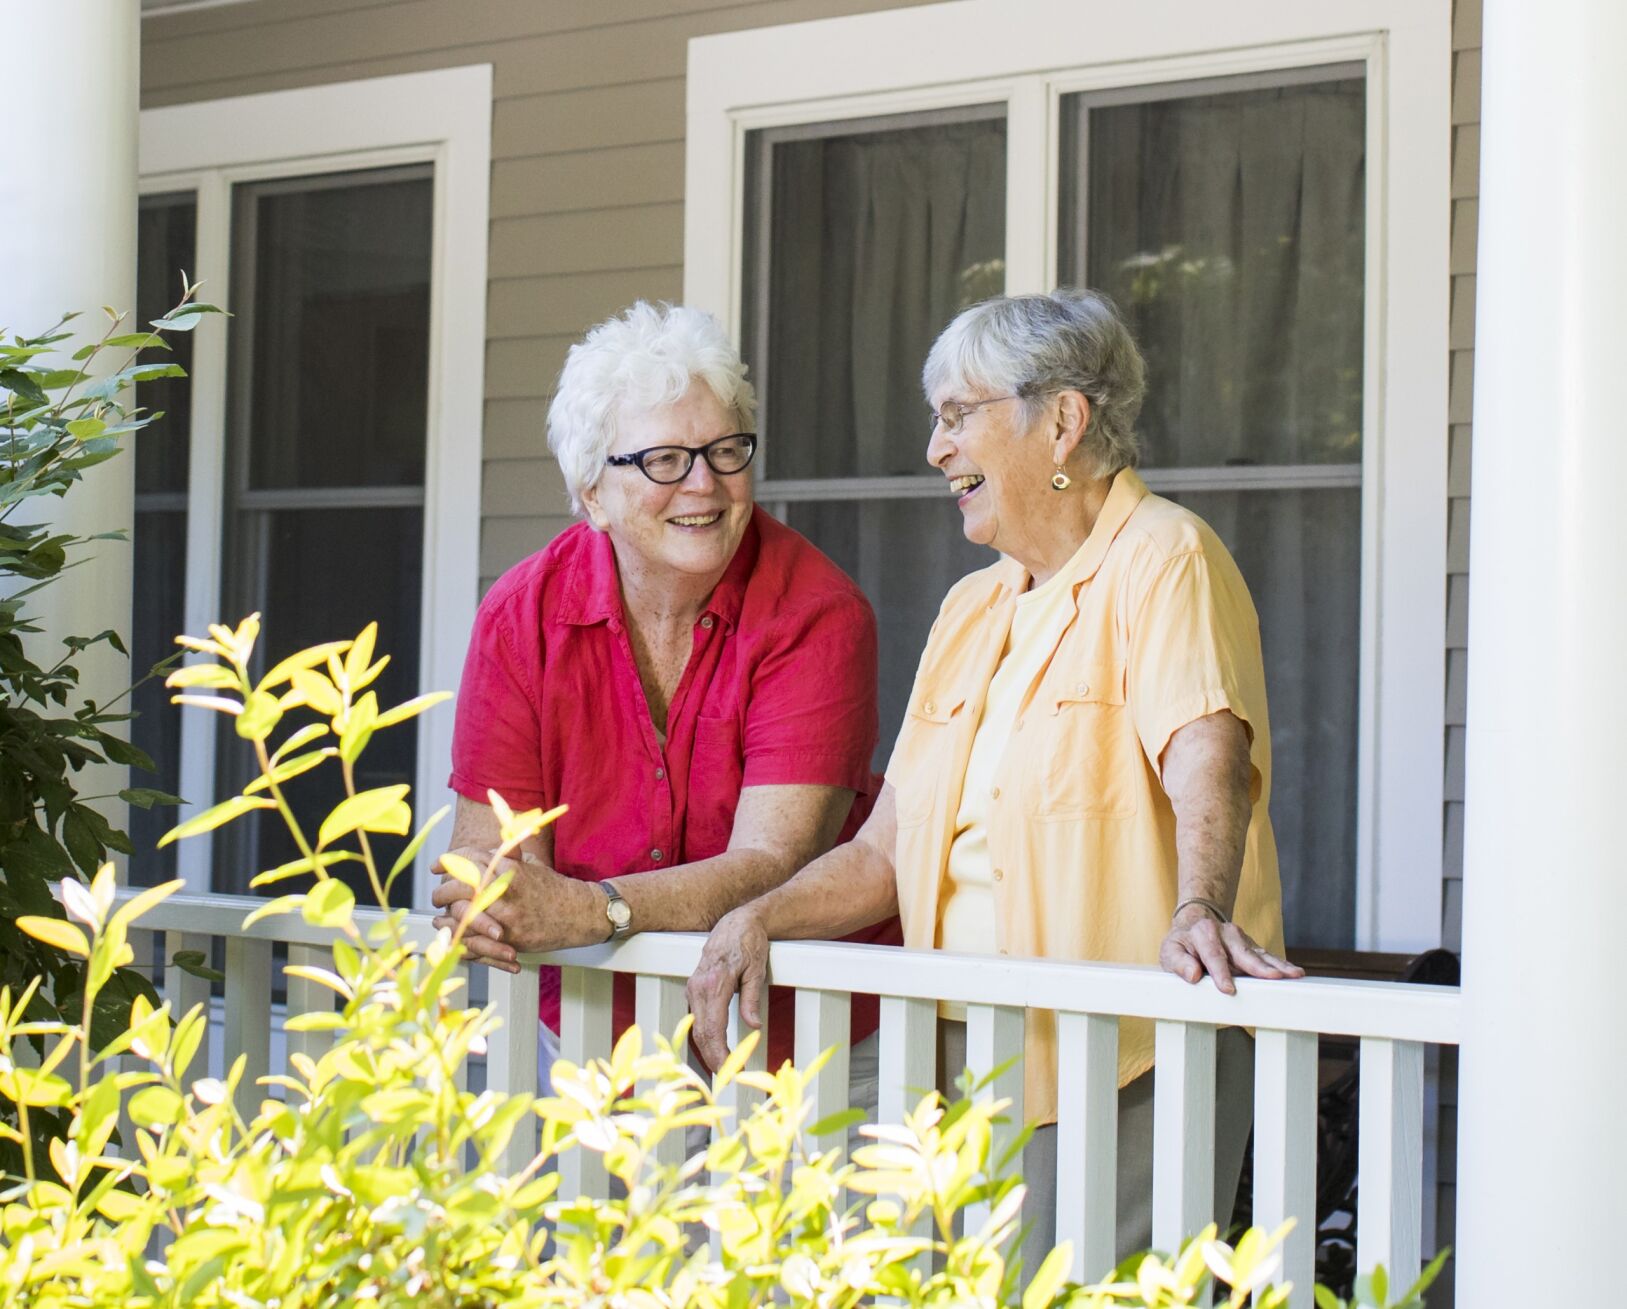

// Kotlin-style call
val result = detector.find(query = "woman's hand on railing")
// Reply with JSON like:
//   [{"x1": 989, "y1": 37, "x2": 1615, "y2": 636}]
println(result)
[
  {"x1": 1159, "y1": 902, "x2": 1304, "y2": 995},
  {"x1": 430, "y1": 847, "x2": 599, "y2": 971},
  {"x1": 686, "y1": 905, "x2": 770, "y2": 1071}
]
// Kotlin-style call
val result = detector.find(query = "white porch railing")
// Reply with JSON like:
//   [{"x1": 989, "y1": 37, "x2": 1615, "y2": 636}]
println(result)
[{"x1": 113, "y1": 888, "x2": 1460, "y2": 1300}]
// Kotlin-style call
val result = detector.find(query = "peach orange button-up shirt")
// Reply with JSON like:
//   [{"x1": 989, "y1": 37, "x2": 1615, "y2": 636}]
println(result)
[{"x1": 884, "y1": 468, "x2": 1286, "y2": 1124}]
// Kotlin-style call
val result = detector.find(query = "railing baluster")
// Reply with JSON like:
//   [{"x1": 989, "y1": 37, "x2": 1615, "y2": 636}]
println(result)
[
  {"x1": 1152, "y1": 1020, "x2": 1216, "y2": 1259},
  {"x1": 487, "y1": 964, "x2": 540, "y2": 1173},
  {"x1": 636, "y1": 974, "x2": 692, "y2": 1171},
  {"x1": 1252, "y1": 1029, "x2": 1318, "y2": 1302},
  {"x1": 793, "y1": 988, "x2": 851, "y2": 1153},
  {"x1": 557, "y1": 965, "x2": 613, "y2": 1201},
  {"x1": 116, "y1": 928, "x2": 159, "y2": 1160},
  {"x1": 878, "y1": 995, "x2": 936, "y2": 1125},
  {"x1": 224, "y1": 936, "x2": 273, "y2": 1117},
  {"x1": 1055, "y1": 1012, "x2": 1119, "y2": 1282},
  {"x1": 164, "y1": 930, "x2": 212, "y2": 1038},
  {"x1": 965, "y1": 1003, "x2": 1025, "y2": 1235},
  {"x1": 284, "y1": 943, "x2": 334, "y2": 1067},
  {"x1": 709, "y1": 995, "x2": 770, "y2": 1259},
  {"x1": 877, "y1": 994, "x2": 936, "y2": 1280},
  {"x1": 1357, "y1": 1037, "x2": 1424, "y2": 1289}
]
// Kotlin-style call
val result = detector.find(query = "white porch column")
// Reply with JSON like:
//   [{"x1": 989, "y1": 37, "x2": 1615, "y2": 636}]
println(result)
[
  {"x1": 1458, "y1": 0, "x2": 1627, "y2": 1298},
  {"x1": 1, "y1": 1, "x2": 140, "y2": 841}
]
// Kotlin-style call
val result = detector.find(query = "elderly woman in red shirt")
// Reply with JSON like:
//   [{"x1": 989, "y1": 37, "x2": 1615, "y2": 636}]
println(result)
[{"x1": 432, "y1": 300, "x2": 896, "y2": 1073}]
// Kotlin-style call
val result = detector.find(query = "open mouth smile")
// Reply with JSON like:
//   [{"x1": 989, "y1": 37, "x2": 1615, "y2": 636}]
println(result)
[
  {"x1": 669, "y1": 512, "x2": 724, "y2": 528},
  {"x1": 949, "y1": 474, "x2": 986, "y2": 503}
]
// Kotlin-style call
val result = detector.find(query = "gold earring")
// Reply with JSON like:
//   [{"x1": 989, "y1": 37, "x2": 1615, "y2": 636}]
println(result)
[{"x1": 1051, "y1": 467, "x2": 1072, "y2": 491}]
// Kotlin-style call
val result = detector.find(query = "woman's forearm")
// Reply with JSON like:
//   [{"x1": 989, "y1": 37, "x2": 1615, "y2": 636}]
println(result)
[
  {"x1": 1161, "y1": 711, "x2": 1254, "y2": 915},
  {"x1": 749, "y1": 832, "x2": 899, "y2": 939}
]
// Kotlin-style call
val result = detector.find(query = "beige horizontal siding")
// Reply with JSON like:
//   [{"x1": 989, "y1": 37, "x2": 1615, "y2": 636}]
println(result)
[{"x1": 486, "y1": 267, "x2": 684, "y2": 339}]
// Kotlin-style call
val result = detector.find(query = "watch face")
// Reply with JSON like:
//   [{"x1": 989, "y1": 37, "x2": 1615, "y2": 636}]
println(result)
[{"x1": 607, "y1": 898, "x2": 632, "y2": 928}]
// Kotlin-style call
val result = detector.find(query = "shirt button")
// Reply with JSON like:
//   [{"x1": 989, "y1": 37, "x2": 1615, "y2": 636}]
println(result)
[
  {"x1": 1015, "y1": 718, "x2": 1025, "y2": 732},
  {"x1": 650, "y1": 848, "x2": 664, "y2": 862},
  {"x1": 990, "y1": 785, "x2": 1001, "y2": 800},
  {"x1": 1077, "y1": 682, "x2": 1090, "y2": 695},
  {"x1": 993, "y1": 868, "x2": 1004, "y2": 882},
  {"x1": 923, "y1": 699, "x2": 936, "y2": 715},
  {"x1": 700, "y1": 616, "x2": 715, "y2": 630},
  {"x1": 654, "y1": 766, "x2": 665, "y2": 781}
]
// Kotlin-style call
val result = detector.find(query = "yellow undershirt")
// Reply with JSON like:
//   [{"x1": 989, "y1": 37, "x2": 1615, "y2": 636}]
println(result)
[{"x1": 936, "y1": 557, "x2": 1080, "y2": 1019}]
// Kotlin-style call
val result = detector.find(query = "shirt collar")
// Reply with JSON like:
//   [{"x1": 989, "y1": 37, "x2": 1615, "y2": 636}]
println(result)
[
  {"x1": 557, "y1": 507, "x2": 761, "y2": 632},
  {"x1": 980, "y1": 466, "x2": 1150, "y2": 605}
]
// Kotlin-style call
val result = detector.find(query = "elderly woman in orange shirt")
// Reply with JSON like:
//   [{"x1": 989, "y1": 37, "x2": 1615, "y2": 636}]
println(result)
[{"x1": 687, "y1": 288, "x2": 1302, "y2": 1272}]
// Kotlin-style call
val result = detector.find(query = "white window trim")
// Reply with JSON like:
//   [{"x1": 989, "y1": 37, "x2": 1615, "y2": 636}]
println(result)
[
  {"x1": 138, "y1": 65, "x2": 492, "y2": 909},
  {"x1": 686, "y1": 1, "x2": 1450, "y2": 953}
]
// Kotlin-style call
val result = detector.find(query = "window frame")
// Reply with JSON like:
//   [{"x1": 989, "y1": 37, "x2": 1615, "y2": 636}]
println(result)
[
  {"x1": 137, "y1": 65, "x2": 492, "y2": 909},
  {"x1": 685, "y1": 1, "x2": 1451, "y2": 953}
]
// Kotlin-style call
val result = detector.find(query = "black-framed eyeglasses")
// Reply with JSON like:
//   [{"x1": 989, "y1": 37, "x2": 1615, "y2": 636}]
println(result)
[
  {"x1": 927, "y1": 394, "x2": 1020, "y2": 436},
  {"x1": 604, "y1": 432, "x2": 758, "y2": 485}
]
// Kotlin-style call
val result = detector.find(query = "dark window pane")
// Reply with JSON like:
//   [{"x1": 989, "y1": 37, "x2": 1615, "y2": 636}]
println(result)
[
  {"x1": 129, "y1": 510, "x2": 189, "y2": 886},
  {"x1": 1166, "y1": 488, "x2": 1361, "y2": 948},
  {"x1": 135, "y1": 194, "x2": 196, "y2": 494},
  {"x1": 213, "y1": 508, "x2": 424, "y2": 904},
  {"x1": 130, "y1": 192, "x2": 197, "y2": 886},
  {"x1": 234, "y1": 168, "x2": 432, "y2": 490},
  {"x1": 744, "y1": 110, "x2": 1007, "y2": 481},
  {"x1": 1061, "y1": 73, "x2": 1366, "y2": 468},
  {"x1": 783, "y1": 497, "x2": 990, "y2": 772}
]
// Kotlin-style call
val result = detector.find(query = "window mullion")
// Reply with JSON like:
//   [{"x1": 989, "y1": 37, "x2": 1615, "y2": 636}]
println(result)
[{"x1": 1004, "y1": 76, "x2": 1050, "y2": 294}]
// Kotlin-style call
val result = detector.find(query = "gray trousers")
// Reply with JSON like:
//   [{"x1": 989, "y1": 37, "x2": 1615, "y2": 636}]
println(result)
[{"x1": 940, "y1": 1021, "x2": 1256, "y2": 1283}]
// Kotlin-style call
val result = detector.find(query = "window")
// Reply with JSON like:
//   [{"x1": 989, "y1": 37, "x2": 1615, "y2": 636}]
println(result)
[
  {"x1": 1059, "y1": 68, "x2": 1367, "y2": 943},
  {"x1": 135, "y1": 66, "x2": 491, "y2": 906},
  {"x1": 687, "y1": 5, "x2": 1449, "y2": 951}
]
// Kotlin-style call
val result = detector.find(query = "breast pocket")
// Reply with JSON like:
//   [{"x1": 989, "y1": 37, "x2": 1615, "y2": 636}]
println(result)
[
  {"x1": 1029, "y1": 663, "x2": 1138, "y2": 819},
  {"x1": 892, "y1": 694, "x2": 965, "y2": 827},
  {"x1": 688, "y1": 714, "x2": 744, "y2": 855}
]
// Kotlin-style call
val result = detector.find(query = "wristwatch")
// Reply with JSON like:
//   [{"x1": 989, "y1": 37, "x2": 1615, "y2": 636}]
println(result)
[{"x1": 600, "y1": 879, "x2": 632, "y2": 941}]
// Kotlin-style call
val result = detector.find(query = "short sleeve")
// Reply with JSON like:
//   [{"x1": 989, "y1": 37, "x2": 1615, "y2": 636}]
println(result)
[
  {"x1": 1126, "y1": 548, "x2": 1269, "y2": 787},
  {"x1": 448, "y1": 592, "x2": 549, "y2": 811},
  {"x1": 740, "y1": 592, "x2": 878, "y2": 793}
]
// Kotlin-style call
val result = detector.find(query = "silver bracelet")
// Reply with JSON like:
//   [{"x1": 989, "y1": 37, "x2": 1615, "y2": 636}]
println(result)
[{"x1": 1172, "y1": 895, "x2": 1230, "y2": 925}]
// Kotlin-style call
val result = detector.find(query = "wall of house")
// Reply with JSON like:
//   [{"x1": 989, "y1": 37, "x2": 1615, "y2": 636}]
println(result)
[
  {"x1": 1432, "y1": 1, "x2": 1478, "y2": 1298},
  {"x1": 139, "y1": 0, "x2": 937, "y2": 597}
]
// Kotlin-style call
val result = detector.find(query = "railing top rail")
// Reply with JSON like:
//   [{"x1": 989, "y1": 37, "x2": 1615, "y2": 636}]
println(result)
[{"x1": 113, "y1": 888, "x2": 1461, "y2": 1046}]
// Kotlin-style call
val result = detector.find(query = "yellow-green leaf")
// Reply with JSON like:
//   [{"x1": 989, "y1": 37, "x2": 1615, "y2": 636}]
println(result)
[
  {"x1": 235, "y1": 689, "x2": 283, "y2": 741},
  {"x1": 318, "y1": 785, "x2": 411, "y2": 847},
  {"x1": 244, "y1": 747, "x2": 338, "y2": 795},
  {"x1": 109, "y1": 879, "x2": 184, "y2": 935},
  {"x1": 289, "y1": 667, "x2": 343, "y2": 717},
  {"x1": 343, "y1": 622, "x2": 378, "y2": 687},
  {"x1": 242, "y1": 894, "x2": 305, "y2": 929},
  {"x1": 165, "y1": 663, "x2": 240, "y2": 691},
  {"x1": 17, "y1": 915, "x2": 89, "y2": 957},
  {"x1": 159, "y1": 794, "x2": 274, "y2": 847},
  {"x1": 129, "y1": 1085, "x2": 185, "y2": 1128},
  {"x1": 338, "y1": 690, "x2": 377, "y2": 766},
  {"x1": 373, "y1": 690, "x2": 453, "y2": 731},
  {"x1": 259, "y1": 641, "x2": 350, "y2": 692},
  {"x1": 438, "y1": 851, "x2": 482, "y2": 889},
  {"x1": 248, "y1": 850, "x2": 358, "y2": 888},
  {"x1": 302, "y1": 878, "x2": 355, "y2": 928}
]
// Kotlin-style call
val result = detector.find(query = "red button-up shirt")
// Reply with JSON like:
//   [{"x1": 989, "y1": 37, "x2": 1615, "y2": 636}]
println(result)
[{"x1": 449, "y1": 507, "x2": 899, "y2": 1061}]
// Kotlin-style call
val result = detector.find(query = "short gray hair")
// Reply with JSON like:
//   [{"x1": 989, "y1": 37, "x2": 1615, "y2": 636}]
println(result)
[
  {"x1": 547, "y1": 301, "x2": 756, "y2": 513},
  {"x1": 922, "y1": 289, "x2": 1147, "y2": 477}
]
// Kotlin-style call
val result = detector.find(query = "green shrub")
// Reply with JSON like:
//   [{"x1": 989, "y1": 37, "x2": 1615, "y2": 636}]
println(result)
[
  {"x1": 0, "y1": 290, "x2": 220, "y2": 1181},
  {"x1": 0, "y1": 615, "x2": 1441, "y2": 1307}
]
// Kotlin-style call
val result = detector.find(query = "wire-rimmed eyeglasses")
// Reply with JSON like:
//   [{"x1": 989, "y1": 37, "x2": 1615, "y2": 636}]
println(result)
[
  {"x1": 604, "y1": 432, "x2": 758, "y2": 485},
  {"x1": 927, "y1": 395, "x2": 1020, "y2": 436}
]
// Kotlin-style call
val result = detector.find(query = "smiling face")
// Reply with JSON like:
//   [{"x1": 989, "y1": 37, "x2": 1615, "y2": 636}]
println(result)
[
  {"x1": 927, "y1": 387, "x2": 1060, "y2": 558},
  {"x1": 581, "y1": 379, "x2": 755, "y2": 593}
]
